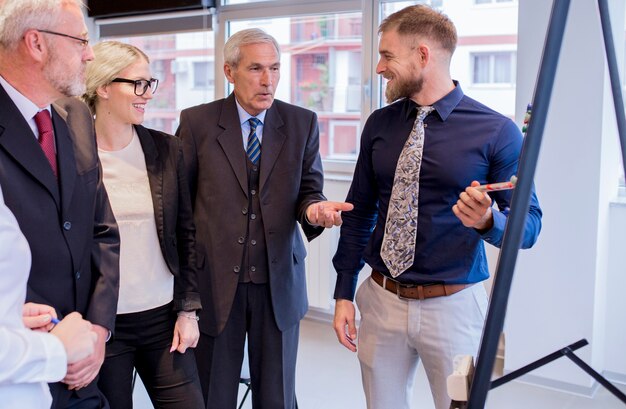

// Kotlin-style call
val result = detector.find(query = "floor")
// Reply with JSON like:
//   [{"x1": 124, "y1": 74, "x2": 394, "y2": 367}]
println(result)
[{"x1": 132, "y1": 317, "x2": 626, "y2": 409}]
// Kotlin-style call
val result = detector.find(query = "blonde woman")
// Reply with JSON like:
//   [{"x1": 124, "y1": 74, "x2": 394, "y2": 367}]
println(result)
[{"x1": 83, "y1": 41, "x2": 203, "y2": 408}]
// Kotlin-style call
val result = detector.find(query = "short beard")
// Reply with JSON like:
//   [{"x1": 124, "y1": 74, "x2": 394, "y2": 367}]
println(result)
[
  {"x1": 43, "y1": 47, "x2": 86, "y2": 97},
  {"x1": 385, "y1": 75, "x2": 423, "y2": 104}
]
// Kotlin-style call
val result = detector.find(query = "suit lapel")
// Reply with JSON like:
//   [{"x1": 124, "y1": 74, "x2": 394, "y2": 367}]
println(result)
[
  {"x1": 259, "y1": 104, "x2": 286, "y2": 193},
  {"x1": 136, "y1": 125, "x2": 164, "y2": 240},
  {"x1": 217, "y1": 95, "x2": 248, "y2": 196},
  {"x1": 52, "y1": 107, "x2": 77, "y2": 215},
  {"x1": 0, "y1": 84, "x2": 60, "y2": 205}
]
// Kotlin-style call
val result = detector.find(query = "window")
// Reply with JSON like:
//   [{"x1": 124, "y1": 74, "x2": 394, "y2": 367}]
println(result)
[
  {"x1": 379, "y1": 1, "x2": 518, "y2": 118},
  {"x1": 471, "y1": 52, "x2": 516, "y2": 84},
  {"x1": 227, "y1": 11, "x2": 363, "y2": 161},
  {"x1": 193, "y1": 61, "x2": 215, "y2": 89},
  {"x1": 100, "y1": 31, "x2": 215, "y2": 135},
  {"x1": 475, "y1": 0, "x2": 513, "y2": 4}
]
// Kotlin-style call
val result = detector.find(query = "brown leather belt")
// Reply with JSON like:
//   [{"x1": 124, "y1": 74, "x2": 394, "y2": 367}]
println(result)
[{"x1": 371, "y1": 270, "x2": 472, "y2": 300}]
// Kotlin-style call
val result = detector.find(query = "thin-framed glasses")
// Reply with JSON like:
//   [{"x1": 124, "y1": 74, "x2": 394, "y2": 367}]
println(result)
[
  {"x1": 37, "y1": 29, "x2": 89, "y2": 48},
  {"x1": 111, "y1": 78, "x2": 159, "y2": 96}
]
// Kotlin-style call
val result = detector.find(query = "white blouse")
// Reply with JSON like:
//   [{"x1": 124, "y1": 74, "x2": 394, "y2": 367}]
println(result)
[{"x1": 98, "y1": 131, "x2": 173, "y2": 314}]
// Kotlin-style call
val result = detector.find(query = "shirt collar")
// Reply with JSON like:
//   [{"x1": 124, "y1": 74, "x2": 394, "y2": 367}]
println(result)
[
  {"x1": 0, "y1": 75, "x2": 52, "y2": 137},
  {"x1": 403, "y1": 80, "x2": 464, "y2": 122},
  {"x1": 235, "y1": 98, "x2": 267, "y2": 126}
]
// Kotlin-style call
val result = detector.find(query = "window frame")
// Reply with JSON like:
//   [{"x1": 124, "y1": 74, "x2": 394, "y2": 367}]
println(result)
[{"x1": 217, "y1": 0, "x2": 368, "y2": 174}]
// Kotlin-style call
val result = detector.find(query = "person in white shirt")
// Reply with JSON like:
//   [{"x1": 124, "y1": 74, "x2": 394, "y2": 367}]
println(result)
[{"x1": 0, "y1": 183, "x2": 98, "y2": 409}]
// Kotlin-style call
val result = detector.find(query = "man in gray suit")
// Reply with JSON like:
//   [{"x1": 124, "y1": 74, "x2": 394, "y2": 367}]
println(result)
[{"x1": 177, "y1": 28, "x2": 352, "y2": 408}]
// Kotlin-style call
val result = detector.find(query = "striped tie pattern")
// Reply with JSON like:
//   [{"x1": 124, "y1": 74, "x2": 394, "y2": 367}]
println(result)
[{"x1": 247, "y1": 117, "x2": 261, "y2": 165}]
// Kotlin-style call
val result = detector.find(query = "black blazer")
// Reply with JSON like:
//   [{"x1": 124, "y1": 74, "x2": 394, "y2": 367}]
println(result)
[
  {"x1": 177, "y1": 94, "x2": 325, "y2": 336},
  {"x1": 0, "y1": 86, "x2": 120, "y2": 331},
  {"x1": 133, "y1": 125, "x2": 201, "y2": 312}
]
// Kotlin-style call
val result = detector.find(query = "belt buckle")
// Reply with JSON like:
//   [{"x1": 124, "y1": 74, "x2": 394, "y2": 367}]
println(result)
[{"x1": 394, "y1": 280, "x2": 419, "y2": 301}]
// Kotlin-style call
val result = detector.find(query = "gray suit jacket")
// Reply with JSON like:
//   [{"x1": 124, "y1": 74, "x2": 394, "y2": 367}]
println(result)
[{"x1": 177, "y1": 94, "x2": 325, "y2": 336}]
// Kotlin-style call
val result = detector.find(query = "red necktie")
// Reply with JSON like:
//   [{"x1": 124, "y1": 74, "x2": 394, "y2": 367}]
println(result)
[{"x1": 33, "y1": 110, "x2": 57, "y2": 178}]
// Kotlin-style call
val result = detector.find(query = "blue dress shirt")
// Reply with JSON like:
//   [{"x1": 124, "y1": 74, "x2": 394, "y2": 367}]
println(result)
[{"x1": 333, "y1": 82, "x2": 542, "y2": 301}]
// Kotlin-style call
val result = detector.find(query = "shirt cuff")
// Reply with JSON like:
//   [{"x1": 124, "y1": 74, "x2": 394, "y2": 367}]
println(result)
[
  {"x1": 41, "y1": 332, "x2": 68, "y2": 382},
  {"x1": 333, "y1": 271, "x2": 359, "y2": 301},
  {"x1": 480, "y1": 208, "x2": 507, "y2": 245}
]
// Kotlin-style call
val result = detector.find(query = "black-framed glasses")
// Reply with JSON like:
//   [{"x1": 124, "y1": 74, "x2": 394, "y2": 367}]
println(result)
[
  {"x1": 111, "y1": 78, "x2": 159, "y2": 96},
  {"x1": 37, "y1": 29, "x2": 89, "y2": 48}
]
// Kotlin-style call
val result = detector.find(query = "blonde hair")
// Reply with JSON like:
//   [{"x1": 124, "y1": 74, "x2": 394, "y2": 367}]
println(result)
[
  {"x1": 379, "y1": 4, "x2": 457, "y2": 55},
  {"x1": 83, "y1": 40, "x2": 150, "y2": 113},
  {"x1": 0, "y1": 0, "x2": 84, "y2": 51},
  {"x1": 224, "y1": 28, "x2": 280, "y2": 68}
]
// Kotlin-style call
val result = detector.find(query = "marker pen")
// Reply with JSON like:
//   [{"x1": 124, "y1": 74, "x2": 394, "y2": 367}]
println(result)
[{"x1": 476, "y1": 176, "x2": 517, "y2": 193}]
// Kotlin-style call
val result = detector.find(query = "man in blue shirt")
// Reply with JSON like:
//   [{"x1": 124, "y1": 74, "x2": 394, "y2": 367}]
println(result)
[{"x1": 332, "y1": 5, "x2": 542, "y2": 409}]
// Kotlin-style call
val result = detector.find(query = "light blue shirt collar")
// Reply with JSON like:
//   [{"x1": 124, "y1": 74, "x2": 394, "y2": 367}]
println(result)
[{"x1": 235, "y1": 98, "x2": 267, "y2": 150}]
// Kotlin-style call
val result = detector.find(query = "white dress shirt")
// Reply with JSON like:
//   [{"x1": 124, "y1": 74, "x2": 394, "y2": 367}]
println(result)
[{"x1": 0, "y1": 184, "x2": 67, "y2": 409}]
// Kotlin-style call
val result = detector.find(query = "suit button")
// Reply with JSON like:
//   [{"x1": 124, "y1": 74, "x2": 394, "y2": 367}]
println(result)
[
  {"x1": 238, "y1": 237, "x2": 245, "y2": 244},
  {"x1": 251, "y1": 240, "x2": 257, "y2": 245},
  {"x1": 252, "y1": 166, "x2": 258, "y2": 172},
  {"x1": 250, "y1": 214, "x2": 256, "y2": 220},
  {"x1": 75, "y1": 271, "x2": 81, "y2": 279},
  {"x1": 251, "y1": 189, "x2": 256, "y2": 195},
  {"x1": 63, "y1": 221, "x2": 72, "y2": 231},
  {"x1": 242, "y1": 207, "x2": 248, "y2": 215},
  {"x1": 233, "y1": 266, "x2": 240, "y2": 273},
  {"x1": 250, "y1": 266, "x2": 256, "y2": 272}
]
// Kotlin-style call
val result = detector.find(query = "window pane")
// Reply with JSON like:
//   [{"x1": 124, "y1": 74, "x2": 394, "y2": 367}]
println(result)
[
  {"x1": 380, "y1": 0, "x2": 518, "y2": 119},
  {"x1": 228, "y1": 13, "x2": 363, "y2": 161},
  {"x1": 472, "y1": 54, "x2": 491, "y2": 83},
  {"x1": 100, "y1": 32, "x2": 215, "y2": 135},
  {"x1": 493, "y1": 52, "x2": 512, "y2": 83}
]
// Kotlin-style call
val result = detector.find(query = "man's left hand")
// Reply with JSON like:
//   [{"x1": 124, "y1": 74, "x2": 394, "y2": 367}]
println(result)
[
  {"x1": 452, "y1": 181, "x2": 493, "y2": 231},
  {"x1": 64, "y1": 324, "x2": 108, "y2": 390},
  {"x1": 306, "y1": 201, "x2": 354, "y2": 228}
]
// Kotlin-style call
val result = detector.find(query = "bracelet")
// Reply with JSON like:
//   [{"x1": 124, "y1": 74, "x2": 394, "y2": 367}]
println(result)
[{"x1": 177, "y1": 313, "x2": 199, "y2": 321}]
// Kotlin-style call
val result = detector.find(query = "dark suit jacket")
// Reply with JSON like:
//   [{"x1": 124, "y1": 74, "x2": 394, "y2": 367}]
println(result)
[
  {"x1": 0, "y1": 86, "x2": 120, "y2": 331},
  {"x1": 177, "y1": 94, "x2": 325, "y2": 336},
  {"x1": 134, "y1": 125, "x2": 201, "y2": 312}
]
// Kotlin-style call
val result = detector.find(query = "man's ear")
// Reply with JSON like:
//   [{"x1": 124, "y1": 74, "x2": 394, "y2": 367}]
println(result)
[
  {"x1": 417, "y1": 44, "x2": 430, "y2": 66},
  {"x1": 224, "y1": 64, "x2": 235, "y2": 84},
  {"x1": 23, "y1": 30, "x2": 47, "y2": 63}
]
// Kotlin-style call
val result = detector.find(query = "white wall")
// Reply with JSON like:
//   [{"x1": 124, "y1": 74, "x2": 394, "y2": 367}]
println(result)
[{"x1": 507, "y1": 0, "x2": 624, "y2": 394}]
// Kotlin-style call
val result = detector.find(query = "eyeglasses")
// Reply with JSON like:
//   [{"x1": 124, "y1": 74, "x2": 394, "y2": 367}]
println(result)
[
  {"x1": 37, "y1": 29, "x2": 89, "y2": 48},
  {"x1": 111, "y1": 78, "x2": 159, "y2": 96}
]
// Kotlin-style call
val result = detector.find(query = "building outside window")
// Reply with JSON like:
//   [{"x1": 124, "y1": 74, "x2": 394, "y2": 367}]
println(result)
[
  {"x1": 228, "y1": 12, "x2": 363, "y2": 160},
  {"x1": 101, "y1": 31, "x2": 215, "y2": 135},
  {"x1": 471, "y1": 51, "x2": 516, "y2": 84}
]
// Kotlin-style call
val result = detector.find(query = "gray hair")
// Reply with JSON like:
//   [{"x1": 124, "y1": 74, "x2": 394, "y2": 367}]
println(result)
[
  {"x1": 82, "y1": 40, "x2": 150, "y2": 114},
  {"x1": 224, "y1": 28, "x2": 280, "y2": 68},
  {"x1": 0, "y1": 0, "x2": 84, "y2": 51}
]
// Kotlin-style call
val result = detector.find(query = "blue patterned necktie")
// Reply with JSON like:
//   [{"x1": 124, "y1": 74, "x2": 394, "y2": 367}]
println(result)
[
  {"x1": 247, "y1": 117, "x2": 261, "y2": 165},
  {"x1": 381, "y1": 105, "x2": 434, "y2": 278}
]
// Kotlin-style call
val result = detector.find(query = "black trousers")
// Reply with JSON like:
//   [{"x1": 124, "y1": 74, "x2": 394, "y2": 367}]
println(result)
[
  {"x1": 194, "y1": 283, "x2": 299, "y2": 409},
  {"x1": 49, "y1": 381, "x2": 109, "y2": 409},
  {"x1": 98, "y1": 303, "x2": 204, "y2": 409}
]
